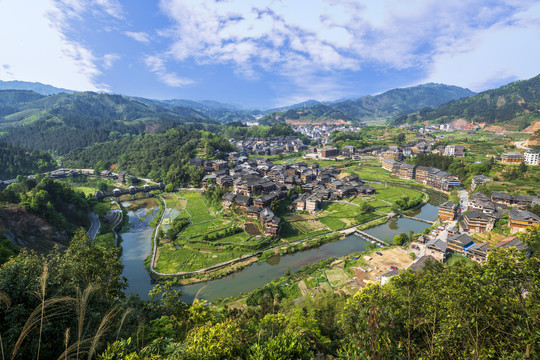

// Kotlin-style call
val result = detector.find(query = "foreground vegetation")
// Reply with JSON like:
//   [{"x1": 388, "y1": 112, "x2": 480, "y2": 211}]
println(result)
[{"x1": 0, "y1": 227, "x2": 537, "y2": 359}]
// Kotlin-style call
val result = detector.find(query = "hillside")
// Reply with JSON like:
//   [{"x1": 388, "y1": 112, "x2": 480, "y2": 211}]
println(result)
[
  {"x1": 260, "y1": 103, "x2": 354, "y2": 125},
  {"x1": 0, "y1": 80, "x2": 75, "y2": 95},
  {"x1": 335, "y1": 83, "x2": 475, "y2": 122},
  {"x1": 0, "y1": 142, "x2": 57, "y2": 180},
  {"x1": 393, "y1": 74, "x2": 540, "y2": 129},
  {"x1": 260, "y1": 83, "x2": 474, "y2": 125},
  {"x1": 0, "y1": 91, "x2": 214, "y2": 154},
  {"x1": 0, "y1": 178, "x2": 90, "y2": 253}
]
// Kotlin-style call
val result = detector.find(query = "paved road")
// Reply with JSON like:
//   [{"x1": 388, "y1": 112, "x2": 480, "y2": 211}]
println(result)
[
  {"x1": 515, "y1": 141, "x2": 529, "y2": 150},
  {"x1": 458, "y1": 188, "x2": 469, "y2": 212},
  {"x1": 87, "y1": 211, "x2": 100, "y2": 240}
]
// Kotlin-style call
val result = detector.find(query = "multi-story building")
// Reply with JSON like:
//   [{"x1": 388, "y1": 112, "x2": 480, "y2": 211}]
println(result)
[
  {"x1": 439, "y1": 201, "x2": 458, "y2": 221},
  {"x1": 447, "y1": 233, "x2": 475, "y2": 255},
  {"x1": 382, "y1": 158, "x2": 399, "y2": 171},
  {"x1": 524, "y1": 149, "x2": 539, "y2": 165},
  {"x1": 501, "y1": 152, "x2": 524, "y2": 164},
  {"x1": 509, "y1": 209, "x2": 540, "y2": 234},
  {"x1": 398, "y1": 163, "x2": 416, "y2": 180},
  {"x1": 444, "y1": 145, "x2": 465, "y2": 157},
  {"x1": 414, "y1": 166, "x2": 431, "y2": 183},
  {"x1": 320, "y1": 147, "x2": 338, "y2": 158},
  {"x1": 471, "y1": 175, "x2": 491, "y2": 190},
  {"x1": 467, "y1": 242, "x2": 491, "y2": 263},
  {"x1": 460, "y1": 211, "x2": 496, "y2": 233}
]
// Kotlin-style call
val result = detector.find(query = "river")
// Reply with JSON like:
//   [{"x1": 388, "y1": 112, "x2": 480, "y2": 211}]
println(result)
[{"x1": 119, "y1": 199, "x2": 440, "y2": 302}]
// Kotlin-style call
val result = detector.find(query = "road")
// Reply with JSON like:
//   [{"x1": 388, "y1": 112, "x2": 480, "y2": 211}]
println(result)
[
  {"x1": 458, "y1": 188, "x2": 469, "y2": 212},
  {"x1": 86, "y1": 211, "x2": 100, "y2": 240},
  {"x1": 515, "y1": 141, "x2": 529, "y2": 150}
]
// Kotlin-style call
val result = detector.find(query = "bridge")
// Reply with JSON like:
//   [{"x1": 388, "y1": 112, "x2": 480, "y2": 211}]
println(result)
[
  {"x1": 399, "y1": 214, "x2": 435, "y2": 225},
  {"x1": 95, "y1": 182, "x2": 166, "y2": 200},
  {"x1": 340, "y1": 226, "x2": 387, "y2": 246},
  {"x1": 354, "y1": 230, "x2": 388, "y2": 247}
]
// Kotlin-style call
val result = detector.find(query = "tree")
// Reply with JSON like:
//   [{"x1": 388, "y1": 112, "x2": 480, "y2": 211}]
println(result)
[
  {"x1": 519, "y1": 161, "x2": 528, "y2": 173},
  {"x1": 97, "y1": 181, "x2": 108, "y2": 192},
  {"x1": 396, "y1": 133, "x2": 406, "y2": 144},
  {"x1": 393, "y1": 233, "x2": 408, "y2": 245},
  {"x1": 164, "y1": 183, "x2": 175, "y2": 192}
]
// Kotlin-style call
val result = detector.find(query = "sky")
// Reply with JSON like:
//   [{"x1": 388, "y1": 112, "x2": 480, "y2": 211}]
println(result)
[{"x1": 0, "y1": 0, "x2": 538, "y2": 109}]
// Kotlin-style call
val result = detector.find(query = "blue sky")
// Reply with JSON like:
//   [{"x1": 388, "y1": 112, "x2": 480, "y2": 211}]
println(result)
[{"x1": 0, "y1": 0, "x2": 539, "y2": 108}]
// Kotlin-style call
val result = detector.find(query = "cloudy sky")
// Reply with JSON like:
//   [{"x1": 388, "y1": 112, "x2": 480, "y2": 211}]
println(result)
[{"x1": 0, "y1": 0, "x2": 538, "y2": 108}]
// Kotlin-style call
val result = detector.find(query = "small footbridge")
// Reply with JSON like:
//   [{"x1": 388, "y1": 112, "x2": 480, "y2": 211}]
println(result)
[
  {"x1": 399, "y1": 214, "x2": 435, "y2": 225},
  {"x1": 340, "y1": 227, "x2": 387, "y2": 247}
]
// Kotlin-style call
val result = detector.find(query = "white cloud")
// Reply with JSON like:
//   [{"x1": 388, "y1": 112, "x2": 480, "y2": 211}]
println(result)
[
  {"x1": 0, "y1": 0, "x2": 101, "y2": 91},
  {"x1": 144, "y1": 55, "x2": 194, "y2": 87},
  {"x1": 103, "y1": 54, "x2": 120, "y2": 69},
  {"x1": 157, "y1": 0, "x2": 539, "y2": 98},
  {"x1": 125, "y1": 31, "x2": 151, "y2": 44},
  {"x1": 423, "y1": 3, "x2": 540, "y2": 91}
]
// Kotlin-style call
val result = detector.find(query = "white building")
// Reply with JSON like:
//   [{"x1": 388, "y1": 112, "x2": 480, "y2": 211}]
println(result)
[{"x1": 524, "y1": 149, "x2": 539, "y2": 165}]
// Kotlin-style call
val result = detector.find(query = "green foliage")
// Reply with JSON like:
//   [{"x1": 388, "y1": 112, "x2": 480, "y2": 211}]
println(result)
[
  {"x1": 0, "y1": 232, "x2": 18, "y2": 264},
  {"x1": 0, "y1": 178, "x2": 89, "y2": 233},
  {"x1": 395, "y1": 74, "x2": 540, "y2": 126},
  {"x1": 203, "y1": 186, "x2": 229, "y2": 205},
  {"x1": 0, "y1": 141, "x2": 56, "y2": 179},
  {"x1": 0, "y1": 229, "x2": 126, "y2": 359},
  {"x1": 0, "y1": 91, "x2": 213, "y2": 154},
  {"x1": 166, "y1": 217, "x2": 190, "y2": 242},
  {"x1": 393, "y1": 232, "x2": 409, "y2": 245}
]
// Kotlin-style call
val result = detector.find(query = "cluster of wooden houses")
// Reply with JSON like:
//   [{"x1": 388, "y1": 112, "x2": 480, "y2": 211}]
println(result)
[
  {"x1": 197, "y1": 157, "x2": 375, "y2": 236},
  {"x1": 382, "y1": 159, "x2": 461, "y2": 191},
  {"x1": 231, "y1": 136, "x2": 308, "y2": 156},
  {"x1": 437, "y1": 191, "x2": 540, "y2": 234},
  {"x1": 425, "y1": 231, "x2": 528, "y2": 264}
]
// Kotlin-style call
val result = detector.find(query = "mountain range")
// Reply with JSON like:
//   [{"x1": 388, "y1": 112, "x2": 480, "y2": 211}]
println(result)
[
  {"x1": 1, "y1": 75, "x2": 539, "y2": 155},
  {"x1": 259, "y1": 83, "x2": 475, "y2": 125},
  {"x1": 393, "y1": 74, "x2": 540, "y2": 130}
]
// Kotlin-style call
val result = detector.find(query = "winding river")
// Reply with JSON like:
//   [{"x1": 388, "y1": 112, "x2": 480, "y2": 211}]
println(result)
[{"x1": 119, "y1": 196, "x2": 441, "y2": 302}]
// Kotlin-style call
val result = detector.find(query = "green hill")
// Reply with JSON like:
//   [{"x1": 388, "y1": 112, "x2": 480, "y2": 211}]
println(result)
[
  {"x1": 335, "y1": 83, "x2": 475, "y2": 122},
  {"x1": 393, "y1": 74, "x2": 540, "y2": 129},
  {"x1": 0, "y1": 142, "x2": 56, "y2": 180},
  {"x1": 0, "y1": 91, "x2": 214, "y2": 154},
  {"x1": 260, "y1": 83, "x2": 474, "y2": 125},
  {"x1": 0, "y1": 80, "x2": 75, "y2": 95}
]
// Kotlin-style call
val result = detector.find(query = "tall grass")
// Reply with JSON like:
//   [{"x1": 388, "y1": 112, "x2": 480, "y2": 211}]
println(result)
[{"x1": 3, "y1": 265, "x2": 132, "y2": 360}]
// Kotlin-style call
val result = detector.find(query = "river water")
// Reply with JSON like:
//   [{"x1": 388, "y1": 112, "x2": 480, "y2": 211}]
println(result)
[{"x1": 119, "y1": 198, "x2": 440, "y2": 302}]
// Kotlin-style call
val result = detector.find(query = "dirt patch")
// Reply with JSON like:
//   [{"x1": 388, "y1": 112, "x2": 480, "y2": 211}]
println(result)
[
  {"x1": 363, "y1": 247, "x2": 415, "y2": 277},
  {"x1": 244, "y1": 222, "x2": 261, "y2": 235},
  {"x1": 523, "y1": 121, "x2": 540, "y2": 133},
  {"x1": 352, "y1": 268, "x2": 371, "y2": 288},
  {"x1": 199, "y1": 249, "x2": 211, "y2": 254}
]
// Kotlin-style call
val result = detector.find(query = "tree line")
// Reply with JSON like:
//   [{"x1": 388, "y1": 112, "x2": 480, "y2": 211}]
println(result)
[{"x1": 0, "y1": 142, "x2": 56, "y2": 179}]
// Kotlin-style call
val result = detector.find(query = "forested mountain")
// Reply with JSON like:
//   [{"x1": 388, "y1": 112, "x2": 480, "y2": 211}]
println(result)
[
  {"x1": 0, "y1": 80, "x2": 75, "y2": 95},
  {"x1": 63, "y1": 126, "x2": 234, "y2": 185},
  {"x1": 0, "y1": 91, "x2": 215, "y2": 154},
  {"x1": 393, "y1": 74, "x2": 540, "y2": 128},
  {"x1": 260, "y1": 83, "x2": 474, "y2": 124},
  {"x1": 334, "y1": 83, "x2": 475, "y2": 122},
  {"x1": 0, "y1": 142, "x2": 57, "y2": 180}
]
